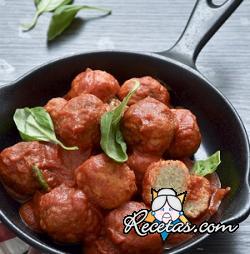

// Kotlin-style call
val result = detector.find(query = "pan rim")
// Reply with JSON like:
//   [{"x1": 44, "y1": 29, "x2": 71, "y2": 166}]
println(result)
[{"x1": 0, "y1": 49, "x2": 249, "y2": 254}]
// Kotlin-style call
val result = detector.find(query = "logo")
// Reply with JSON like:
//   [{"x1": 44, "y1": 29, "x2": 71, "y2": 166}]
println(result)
[
  {"x1": 145, "y1": 188, "x2": 188, "y2": 240},
  {"x1": 123, "y1": 188, "x2": 239, "y2": 240}
]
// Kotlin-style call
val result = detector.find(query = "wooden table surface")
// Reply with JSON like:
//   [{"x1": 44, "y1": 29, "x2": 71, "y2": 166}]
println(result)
[{"x1": 0, "y1": 0, "x2": 250, "y2": 253}]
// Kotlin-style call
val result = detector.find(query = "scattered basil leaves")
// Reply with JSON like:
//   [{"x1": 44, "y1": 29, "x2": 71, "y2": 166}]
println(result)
[
  {"x1": 32, "y1": 165, "x2": 49, "y2": 191},
  {"x1": 192, "y1": 151, "x2": 221, "y2": 176},
  {"x1": 47, "y1": 4, "x2": 111, "y2": 41},
  {"x1": 22, "y1": 0, "x2": 73, "y2": 31},
  {"x1": 100, "y1": 81, "x2": 140, "y2": 163},
  {"x1": 14, "y1": 106, "x2": 78, "y2": 151}
]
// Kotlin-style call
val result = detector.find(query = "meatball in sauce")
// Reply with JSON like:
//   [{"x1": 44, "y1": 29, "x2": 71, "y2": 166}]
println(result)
[
  {"x1": 168, "y1": 109, "x2": 201, "y2": 158},
  {"x1": 39, "y1": 185, "x2": 102, "y2": 244},
  {"x1": 118, "y1": 76, "x2": 170, "y2": 106},
  {"x1": 45, "y1": 94, "x2": 106, "y2": 150},
  {"x1": 183, "y1": 175, "x2": 211, "y2": 219},
  {"x1": 0, "y1": 142, "x2": 62, "y2": 199},
  {"x1": 105, "y1": 201, "x2": 163, "y2": 254},
  {"x1": 76, "y1": 154, "x2": 137, "y2": 209},
  {"x1": 66, "y1": 68, "x2": 120, "y2": 102},
  {"x1": 122, "y1": 97, "x2": 176, "y2": 154},
  {"x1": 127, "y1": 150, "x2": 161, "y2": 191},
  {"x1": 142, "y1": 160, "x2": 190, "y2": 205}
]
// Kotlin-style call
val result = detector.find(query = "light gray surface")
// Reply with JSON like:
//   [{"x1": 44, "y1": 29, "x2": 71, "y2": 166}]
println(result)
[{"x1": 0, "y1": 0, "x2": 250, "y2": 253}]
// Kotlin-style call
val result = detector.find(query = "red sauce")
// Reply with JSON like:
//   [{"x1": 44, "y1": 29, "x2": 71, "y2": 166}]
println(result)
[
  {"x1": 208, "y1": 187, "x2": 231, "y2": 216},
  {"x1": 19, "y1": 192, "x2": 42, "y2": 233}
]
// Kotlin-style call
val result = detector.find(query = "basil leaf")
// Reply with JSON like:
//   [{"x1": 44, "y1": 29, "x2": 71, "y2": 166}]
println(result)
[
  {"x1": 22, "y1": 0, "x2": 73, "y2": 31},
  {"x1": 42, "y1": 0, "x2": 73, "y2": 12},
  {"x1": 34, "y1": 0, "x2": 41, "y2": 6},
  {"x1": 47, "y1": 4, "x2": 111, "y2": 41},
  {"x1": 14, "y1": 107, "x2": 78, "y2": 151},
  {"x1": 192, "y1": 151, "x2": 221, "y2": 176},
  {"x1": 32, "y1": 165, "x2": 49, "y2": 191},
  {"x1": 100, "y1": 81, "x2": 140, "y2": 163}
]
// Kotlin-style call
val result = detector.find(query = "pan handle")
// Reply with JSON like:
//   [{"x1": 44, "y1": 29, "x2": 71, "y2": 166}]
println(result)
[{"x1": 158, "y1": 0, "x2": 243, "y2": 68}]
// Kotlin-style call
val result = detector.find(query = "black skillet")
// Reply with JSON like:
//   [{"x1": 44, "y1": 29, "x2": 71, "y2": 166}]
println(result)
[{"x1": 0, "y1": 0, "x2": 249, "y2": 253}]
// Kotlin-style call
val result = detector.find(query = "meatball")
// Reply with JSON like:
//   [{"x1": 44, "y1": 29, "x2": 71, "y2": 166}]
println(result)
[
  {"x1": 122, "y1": 97, "x2": 176, "y2": 154},
  {"x1": 0, "y1": 142, "x2": 62, "y2": 199},
  {"x1": 0, "y1": 141, "x2": 92, "y2": 199},
  {"x1": 105, "y1": 202, "x2": 163, "y2": 254},
  {"x1": 19, "y1": 192, "x2": 42, "y2": 232},
  {"x1": 143, "y1": 160, "x2": 190, "y2": 205},
  {"x1": 66, "y1": 68, "x2": 120, "y2": 102},
  {"x1": 127, "y1": 150, "x2": 161, "y2": 190},
  {"x1": 183, "y1": 175, "x2": 211, "y2": 219},
  {"x1": 49, "y1": 148, "x2": 91, "y2": 188},
  {"x1": 85, "y1": 236, "x2": 121, "y2": 254},
  {"x1": 59, "y1": 148, "x2": 91, "y2": 173},
  {"x1": 45, "y1": 94, "x2": 106, "y2": 150},
  {"x1": 39, "y1": 185, "x2": 102, "y2": 243},
  {"x1": 168, "y1": 109, "x2": 201, "y2": 158},
  {"x1": 76, "y1": 154, "x2": 137, "y2": 209},
  {"x1": 118, "y1": 76, "x2": 170, "y2": 106},
  {"x1": 44, "y1": 97, "x2": 67, "y2": 119}
]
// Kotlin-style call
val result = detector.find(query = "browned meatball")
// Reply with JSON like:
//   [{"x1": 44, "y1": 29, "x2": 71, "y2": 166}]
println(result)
[
  {"x1": 0, "y1": 142, "x2": 62, "y2": 199},
  {"x1": 118, "y1": 76, "x2": 170, "y2": 106},
  {"x1": 44, "y1": 97, "x2": 67, "y2": 119},
  {"x1": 45, "y1": 94, "x2": 106, "y2": 150},
  {"x1": 122, "y1": 97, "x2": 176, "y2": 154},
  {"x1": 168, "y1": 109, "x2": 201, "y2": 158},
  {"x1": 66, "y1": 68, "x2": 120, "y2": 102},
  {"x1": 127, "y1": 150, "x2": 161, "y2": 190},
  {"x1": 142, "y1": 160, "x2": 190, "y2": 205},
  {"x1": 76, "y1": 154, "x2": 137, "y2": 209},
  {"x1": 183, "y1": 175, "x2": 211, "y2": 219},
  {"x1": 105, "y1": 202, "x2": 163, "y2": 254},
  {"x1": 39, "y1": 185, "x2": 102, "y2": 243},
  {"x1": 40, "y1": 146, "x2": 91, "y2": 189},
  {"x1": 0, "y1": 141, "x2": 91, "y2": 200},
  {"x1": 59, "y1": 148, "x2": 91, "y2": 173},
  {"x1": 85, "y1": 236, "x2": 121, "y2": 254}
]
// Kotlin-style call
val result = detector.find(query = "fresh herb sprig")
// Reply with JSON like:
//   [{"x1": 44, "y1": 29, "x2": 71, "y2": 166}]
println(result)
[
  {"x1": 34, "y1": 0, "x2": 41, "y2": 6},
  {"x1": 100, "y1": 81, "x2": 140, "y2": 163},
  {"x1": 22, "y1": 0, "x2": 112, "y2": 41},
  {"x1": 32, "y1": 165, "x2": 49, "y2": 191},
  {"x1": 14, "y1": 106, "x2": 78, "y2": 150},
  {"x1": 192, "y1": 151, "x2": 221, "y2": 176},
  {"x1": 22, "y1": 0, "x2": 73, "y2": 31},
  {"x1": 48, "y1": 5, "x2": 111, "y2": 41}
]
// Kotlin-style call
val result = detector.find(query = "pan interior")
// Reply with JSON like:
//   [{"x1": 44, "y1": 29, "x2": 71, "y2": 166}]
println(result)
[{"x1": 0, "y1": 51, "x2": 248, "y2": 254}]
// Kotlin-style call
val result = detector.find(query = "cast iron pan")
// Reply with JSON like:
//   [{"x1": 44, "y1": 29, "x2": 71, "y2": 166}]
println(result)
[{"x1": 0, "y1": 0, "x2": 249, "y2": 253}]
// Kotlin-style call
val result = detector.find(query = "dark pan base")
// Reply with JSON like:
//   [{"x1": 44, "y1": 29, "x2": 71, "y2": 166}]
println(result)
[{"x1": 0, "y1": 51, "x2": 249, "y2": 254}]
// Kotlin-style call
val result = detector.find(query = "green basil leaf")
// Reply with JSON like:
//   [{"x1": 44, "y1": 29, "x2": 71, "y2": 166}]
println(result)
[
  {"x1": 42, "y1": 0, "x2": 73, "y2": 12},
  {"x1": 47, "y1": 4, "x2": 111, "y2": 41},
  {"x1": 22, "y1": 0, "x2": 73, "y2": 31},
  {"x1": 192, "y1": 151, "x2": 221, "y2": 176},
  {"x1": 14, "y1": 107, "x2": 78, "y2": 151},
  {"x1": 34, "y1": 0, "x2": 41, "y2": 6},
  {"x1": 100, "y1": 81, "x2": 140, "y2": 163},
  {"x1": 32, "y1": 165, "x2": 49, "y2": 191}
]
